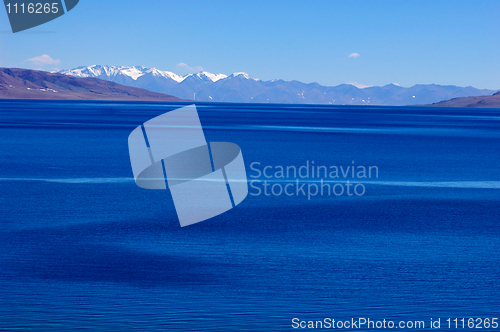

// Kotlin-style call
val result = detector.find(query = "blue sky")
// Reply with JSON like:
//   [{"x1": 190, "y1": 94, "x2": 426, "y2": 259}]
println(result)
[{"x1": 1, "y1": 0, "x2": 499, "y2": 89}]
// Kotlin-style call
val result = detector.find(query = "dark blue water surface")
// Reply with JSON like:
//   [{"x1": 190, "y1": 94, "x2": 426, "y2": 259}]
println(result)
[{"x1": 0, "y1": 100, "x2": 499, "y2": 331}]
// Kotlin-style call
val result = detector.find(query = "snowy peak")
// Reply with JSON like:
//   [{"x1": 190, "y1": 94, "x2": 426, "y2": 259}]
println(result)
[
  {"x1": 58, "y1": 65, "x2": 108, "y2": 78},
  {"x1": 184, "y1": 71, "x2": 228, "y2": 83},
  {"x1": 59, "y1": 65, "x2": 254, "y2": 84},
  {"x1": 58, "y1": 66, "x2": 227, "y2": 83},
  {"x1": 231, "y1": 72, "x2": 251, "y2": 79},
  {"x1": 62, "y1": 65, "x2": 146, "y2": 80},
  {"x1": 347, "y1": 82, "x2": 373, "y2": 89},
  {"x1": 143, "y1": 67, "x2": 184, "y2": 82},
  {"x1": 197, "y1": 71, "x2": 227, "y2": 82},
  {"x1": 117, "y1": 66, "x2": 145, "y2": 80},
  {"x1": 58, "y1": 65, "x2": 185, "y2": 82},
  {"x1": 228, "y1": 72, "x2": 259, "y2": 81}
]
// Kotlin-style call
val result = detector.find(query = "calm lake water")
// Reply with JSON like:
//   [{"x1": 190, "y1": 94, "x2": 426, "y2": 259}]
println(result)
[{"x1": 0, "y1": 100, "x2": 499, "y2": 331}]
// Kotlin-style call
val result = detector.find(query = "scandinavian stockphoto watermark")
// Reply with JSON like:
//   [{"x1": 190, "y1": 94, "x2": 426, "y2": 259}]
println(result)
[
  {"x1": 3, "y1": 0, "x2": 79, "y2": 33},
  {"x1": 128, "y1": 105, "x2": 248, "y2": 227},
  {"x1": 249, "y1": 160, "x2": 378, "y2": 199}
]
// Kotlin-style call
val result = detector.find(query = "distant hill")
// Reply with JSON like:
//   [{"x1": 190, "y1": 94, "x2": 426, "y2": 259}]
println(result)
[
  {"x1": 427, "y1": 91, "x2": 500, "y2": 108},
  {"x1": 0, "y1": 68, "x2": 185, "y2": 101},
  {"x1": 59, "y1": 65, "x2": 497, "y2": 106}
]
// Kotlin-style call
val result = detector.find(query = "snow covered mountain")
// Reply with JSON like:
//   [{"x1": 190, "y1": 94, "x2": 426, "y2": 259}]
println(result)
[
  {"x1": 58, "y1": 65, "x2": 497, "y2": 105},
  {"x1": 59, "y1": 65, "x2": 226, "y2": 84},
  {"x1": 58, "y1": 65, "x2": 231, "y2": 101},
  {"x1": 60, "y1": 65, "x2": 183, "y2": 82}
]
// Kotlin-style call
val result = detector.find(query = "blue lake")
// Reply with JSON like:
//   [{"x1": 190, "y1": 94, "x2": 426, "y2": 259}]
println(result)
[{"x1": 0, "y1": 100, "x2": 499, "y2": 331}]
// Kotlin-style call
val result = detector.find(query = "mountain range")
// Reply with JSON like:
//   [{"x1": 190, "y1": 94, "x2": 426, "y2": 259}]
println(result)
[
  {"x1": 59, "y1": 65, "x2": 497, "y2": 106},
  {"x1": 0, "y1": 68, "x2": 184, "y2": 101},
  {"x1": 429, "y1": 90, "x2": 500, "y2": 108}
]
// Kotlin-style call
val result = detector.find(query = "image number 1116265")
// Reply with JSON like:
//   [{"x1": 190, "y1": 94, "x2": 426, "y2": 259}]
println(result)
[{"x1": 5, "y1": 2, "x2": 59, "y2": 14}]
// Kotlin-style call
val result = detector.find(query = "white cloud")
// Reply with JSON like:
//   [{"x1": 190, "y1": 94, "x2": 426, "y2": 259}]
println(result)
[
  {"x1": 27, "y1": 54, "x2": 61, "y2": 65},
  {"x1": 348, "y1": 53, "x2": 360, "y2": 58},
  {"x1": 176, "y1": 62, "x2": 203, "y2": 74}
]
